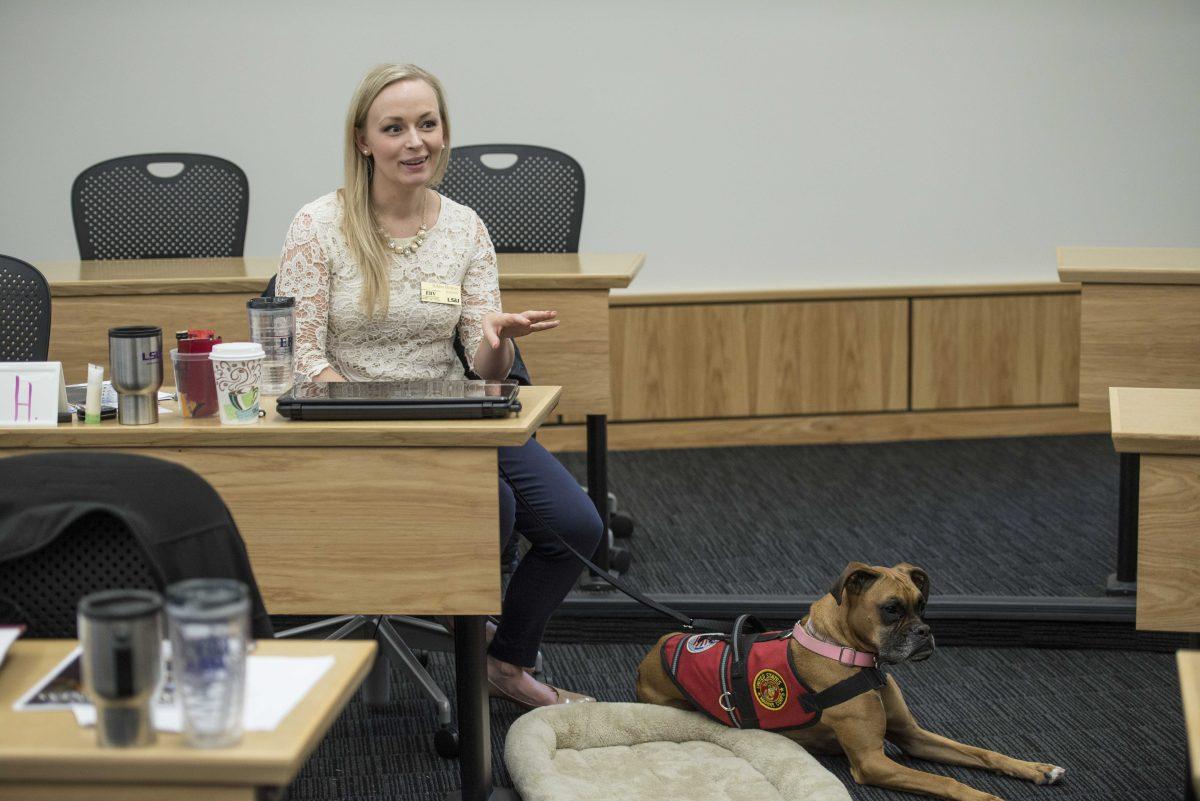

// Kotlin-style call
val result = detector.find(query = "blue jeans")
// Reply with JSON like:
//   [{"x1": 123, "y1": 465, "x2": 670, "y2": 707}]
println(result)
[{"x1": 489, "y1": 438, "x2": 603, "y2": 667}]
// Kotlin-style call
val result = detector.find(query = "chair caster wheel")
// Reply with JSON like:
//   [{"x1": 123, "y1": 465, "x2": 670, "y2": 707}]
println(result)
[
  {"x1": 610, "y1": 545, "x2": 632, "y2": 574},
  {"x1": 611, "y1": 512, "x2": 635, "y2": 539},
  {"x1": 434, "y1": 726, "x2": 460, "y2": 759}
]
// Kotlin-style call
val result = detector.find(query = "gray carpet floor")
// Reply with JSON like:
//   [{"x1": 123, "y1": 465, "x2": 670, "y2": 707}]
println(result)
[
  {"x1": 556, "y1": 435, "x2": 1121, "y2": 598},
  {"x1": 283, "y1": 435, "x2": 1175, "y2": 800},
  {"x1": 288, "y1": 640, "x2": 1184, "y2": 801}
]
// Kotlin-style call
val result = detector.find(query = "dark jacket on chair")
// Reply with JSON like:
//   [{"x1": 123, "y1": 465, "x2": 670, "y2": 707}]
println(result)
[{"x1": 0, "y1": 453, "x2": 272, "y2": 638}]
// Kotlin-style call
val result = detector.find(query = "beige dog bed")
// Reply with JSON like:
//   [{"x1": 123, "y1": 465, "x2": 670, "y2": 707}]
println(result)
[{"x1": 504, "y1": 702, "x2": 850, "y2": 801}]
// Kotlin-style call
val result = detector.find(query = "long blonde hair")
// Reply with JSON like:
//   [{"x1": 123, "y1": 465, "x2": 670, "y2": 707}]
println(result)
[{"x1": 341, "y1": 64, "x2": 452, "y2": 318}]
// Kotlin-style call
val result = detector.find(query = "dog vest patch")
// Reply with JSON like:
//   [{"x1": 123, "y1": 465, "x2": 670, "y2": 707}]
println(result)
[{"x1": 661, "y1": 631, "x2": 820, "y2": 731}]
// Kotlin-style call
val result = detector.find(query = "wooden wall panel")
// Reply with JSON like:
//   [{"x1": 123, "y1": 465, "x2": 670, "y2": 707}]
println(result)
[
  {"x1": 749, "y1": 300, "x2": 908, "y2": 416},
  {"x1": 50, "y1": 293, "x2": 250, "y2": 385},
  {"x1": 910, "y1": 294, "x2": 1079, "y2": 410},
  {"x1": 50, "y1": 289, "x2": 611, "y2": 421},
  {"x1": 1079, "y1": 284, "x2": 1200, "y2": 413},
  {"x1": 502, "y1": 288, "x2": 610, "y2": 421},
  {"x1": 1136, "y1": 455, "x2": 1200, "y2": 632},
  {"x1": 610, "y1": 299, "x2": 908, "y2": 421}
]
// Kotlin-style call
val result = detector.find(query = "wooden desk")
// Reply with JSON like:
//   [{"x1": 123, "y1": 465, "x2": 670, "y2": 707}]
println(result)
[
  {"x1": 1059, "y1": 247, "x2": 1200, "y2": 593},
  {"x1": 0, "y1": 386, "x2": 562, "y2": 801},
  {"x1": 1110, "y1": 387, "x2": 1200, "y2": 631},
  {"x1": 36, "y1": 254, "x2": 642, "y2": 422},
  {"x1": 1058, "y1": 247, "x2": 1200, "y2": 415},
  {"x1": 0, "y1": 639, "x2": 376, "y2": 801},
  {"x1": 0, "y1": 386, "x2": 561, "y2": 616},
  {"x1": 1178, "y1": 651, "x2": 1200, "y2": 800}
]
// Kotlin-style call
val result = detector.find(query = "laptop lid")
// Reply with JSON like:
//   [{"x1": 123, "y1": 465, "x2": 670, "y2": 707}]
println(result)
[{"x1": 274, "y1": 379, "x2": 521, "y2": 420}]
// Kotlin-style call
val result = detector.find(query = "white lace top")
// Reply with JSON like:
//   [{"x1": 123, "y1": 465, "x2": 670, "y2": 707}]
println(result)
[{"x1": 276, "y1": 191, "x2": 501, "y2": 381}]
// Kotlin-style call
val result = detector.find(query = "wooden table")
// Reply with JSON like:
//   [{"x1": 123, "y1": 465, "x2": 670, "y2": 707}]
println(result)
[
  {"x1": 1178, "y1": 651, "x2": 1200, "y2": 800},
  {"x1": 1110, "y1": 387, "x2": 1200, "y2": 632},
  {"x1": 0, "y1": 386, "x2": 560, "y2": 616},
  {"x1": 1059, "y1": 247, "x2": 1200, "y2": 593},
  {"x1": 0, "y1": 385, "x2": 562, "y2": 801},
  {"x1": 0, "y1": 638, "x2": 376, "y2": 801},
  {"x1": 36, "y1": 252, "x2": 643, "y2": 581},
  {"x1": 1058, "y1": 247, "x2": 1200, "y2": 414},
  {"x1": 36, "y1": 254, "x2": 642, "y2": 422}
]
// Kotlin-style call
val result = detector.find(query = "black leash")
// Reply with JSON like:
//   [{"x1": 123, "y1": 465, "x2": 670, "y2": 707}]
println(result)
[{"x1": 549, "y1": 523, "x2": 736, "y2": 633}]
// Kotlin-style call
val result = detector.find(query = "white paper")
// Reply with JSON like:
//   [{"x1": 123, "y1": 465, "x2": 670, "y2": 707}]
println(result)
[
  {"x1": 12, "y1": 646, "x2": 84, "y2": 710},
  {"x1": 0, "y1": 362, "x2": 68, "y2": 426},
  {"x1": 242, "y1": 655, "x2": 335, "y2": 731},
  {"x1": 0, "y1": 626, "x2": 23, "y2": 669},
  {"x1": 66, "y1": 654, "x2": 334, "y2": 733}
]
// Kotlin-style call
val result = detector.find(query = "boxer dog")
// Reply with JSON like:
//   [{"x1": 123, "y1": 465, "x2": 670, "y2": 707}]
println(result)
[{"x1": 636, "y1": 562, "x2": 1064, "y2": 801}]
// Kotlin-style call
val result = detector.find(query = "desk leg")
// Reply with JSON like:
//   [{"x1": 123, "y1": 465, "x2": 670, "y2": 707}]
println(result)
[
  {"x1": 1108, "y1": 453, "x2": 1139, "y2": 595},
  {"x1": 578, "y1": 414, "x2": 623, "y2": 591},
  {"x1": 586, "y1": 414, "x2": 611, "y2": 569},
  {"x1": 452, "y1": 615, "x2": 491, "y2": 801}
]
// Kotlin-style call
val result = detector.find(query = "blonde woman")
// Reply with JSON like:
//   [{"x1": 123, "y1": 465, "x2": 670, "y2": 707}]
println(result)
[{"x1": 277, "y1": 64, "x2": 599, "y2": 708}]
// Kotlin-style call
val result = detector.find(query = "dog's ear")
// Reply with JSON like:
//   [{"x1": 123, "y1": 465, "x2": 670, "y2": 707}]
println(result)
[
  {"x1": 830, "y1": 562, "x2": 881, "y2": 606},
  {"x1": 895, "y1": 563, "x2": 931, "y2": 603}
]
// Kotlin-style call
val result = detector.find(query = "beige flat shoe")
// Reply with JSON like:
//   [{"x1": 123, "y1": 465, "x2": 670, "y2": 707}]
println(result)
[{"x1": 487, "y1": 678, "x2": 595, "y2": 711}]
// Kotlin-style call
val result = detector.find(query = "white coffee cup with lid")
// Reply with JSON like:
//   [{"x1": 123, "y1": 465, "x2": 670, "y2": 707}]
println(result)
[{"x1": 209, "y1": 343, "x2": 265, "y2": 425}]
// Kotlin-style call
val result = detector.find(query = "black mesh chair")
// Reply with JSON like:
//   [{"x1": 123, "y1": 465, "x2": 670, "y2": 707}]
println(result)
[
  {"x1": 439, "y1": 145, "x2": 584, "y2": 253},
  {"x1": 0, "y1": 453, "x2": 272, "y2": 640},
  {"x1": 0, "y1": 255, "x2": 51, "y2": 361},
  {"x1": 71, "y1": 153, "x2": 249, "y2": 260},
  {"x1": 440, "y1": 144, "x2": 634, "y2": 584}
]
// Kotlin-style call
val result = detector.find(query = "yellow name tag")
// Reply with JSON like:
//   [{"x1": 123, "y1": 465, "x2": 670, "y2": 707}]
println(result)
[{"x1": 420, "y1": 281, "x2": 461, "y2": 306}]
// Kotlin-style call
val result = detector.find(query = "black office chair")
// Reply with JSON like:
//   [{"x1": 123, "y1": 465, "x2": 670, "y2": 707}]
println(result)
[
  {"x1": 439, "y1": 144, "x2": 635, "y2": 581},
  {"x1": 71, "y1": 153, "x2": 249, "y2": 260},
  {"x1": 439, "y1": 144, "x2": 583, "y2": 253},
  {"x1": 0, "y1": 255, "x2": 51, "y2": 361},
  {"x1": 0, "y1": 452, "x2": 272, "y2": 640}
]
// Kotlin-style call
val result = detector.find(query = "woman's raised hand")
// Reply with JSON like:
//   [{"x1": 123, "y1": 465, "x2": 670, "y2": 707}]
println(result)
[{"x1": 483, "y1": 310, "x2": 559, "y2": 349}]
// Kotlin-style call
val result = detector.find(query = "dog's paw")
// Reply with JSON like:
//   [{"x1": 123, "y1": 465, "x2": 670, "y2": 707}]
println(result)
[{"x1": 1036, "y1": 765, "x2": 1065, "y2": 785}]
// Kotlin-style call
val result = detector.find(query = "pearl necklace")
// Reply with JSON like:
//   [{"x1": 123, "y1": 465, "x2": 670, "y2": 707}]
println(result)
[{"x1": 378, "y1": 191, "x2": 428, "y2": 257}]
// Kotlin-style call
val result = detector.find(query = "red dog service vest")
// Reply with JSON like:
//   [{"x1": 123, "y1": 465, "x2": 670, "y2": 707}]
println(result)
[{"x1": 661, "y1": 630, "x2": 820, "y2": 731}]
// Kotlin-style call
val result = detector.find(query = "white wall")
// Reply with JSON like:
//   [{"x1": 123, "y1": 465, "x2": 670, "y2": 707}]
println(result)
[{"x1": 2, "y1": 0, "x2": 1198, "y2": 294}]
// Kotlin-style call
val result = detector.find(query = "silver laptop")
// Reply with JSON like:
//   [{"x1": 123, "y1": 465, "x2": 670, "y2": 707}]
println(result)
[{"x1": 274, "y1": 380, "x2": 521, "y2": 420}]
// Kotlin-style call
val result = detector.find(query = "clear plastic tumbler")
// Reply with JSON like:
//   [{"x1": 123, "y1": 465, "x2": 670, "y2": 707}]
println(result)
[
  {"x1": 247, "y1": 297, "x2": 295, "y2": 395},
  {"x1": 166, "y1": 579, "x2": 250, "y2": 748}
]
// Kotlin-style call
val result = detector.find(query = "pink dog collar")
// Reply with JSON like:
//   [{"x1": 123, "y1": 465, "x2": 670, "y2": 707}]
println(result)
[{"x1": 791, "y1": 621, "x2": 877, "y2": 668}]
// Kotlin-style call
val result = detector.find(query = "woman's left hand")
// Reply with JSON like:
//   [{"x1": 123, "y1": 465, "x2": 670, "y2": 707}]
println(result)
[{"x1": 483, "y1": 310, "x2": 559, "y2": 349}]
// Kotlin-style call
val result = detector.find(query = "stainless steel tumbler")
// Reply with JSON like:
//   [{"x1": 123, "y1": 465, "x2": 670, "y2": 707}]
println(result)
[
  {"x1": 78, "y1": 589, "x2": 164, "y2": 748},
  {"x1": 108, "y1": 325, "x2": 163, "y2": 425}
]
